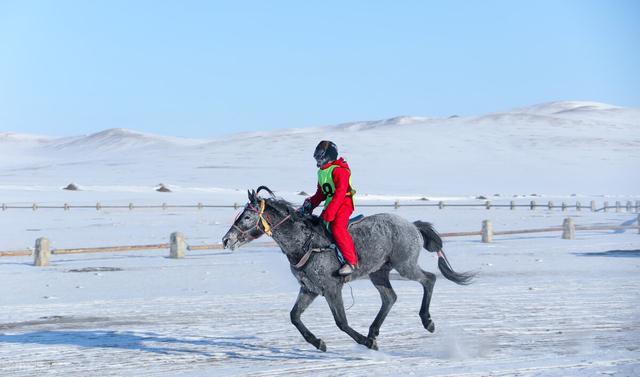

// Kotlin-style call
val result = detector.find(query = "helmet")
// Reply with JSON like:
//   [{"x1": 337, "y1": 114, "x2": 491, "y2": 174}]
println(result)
[{"x1": 314, "y1": 140, "x2": 338, "y2": 168}]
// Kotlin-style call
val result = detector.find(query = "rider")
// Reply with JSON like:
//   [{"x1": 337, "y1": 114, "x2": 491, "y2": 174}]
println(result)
[{"x1": 300, "y1": 141, "x2": 358, "y2": 276}]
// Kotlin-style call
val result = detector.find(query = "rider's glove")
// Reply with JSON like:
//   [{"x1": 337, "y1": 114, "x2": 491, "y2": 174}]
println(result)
[{"x1": 297, "y1": 199, "x2": 313, "y2": 215}]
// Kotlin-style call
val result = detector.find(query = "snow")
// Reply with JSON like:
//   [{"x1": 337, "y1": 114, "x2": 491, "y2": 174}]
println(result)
[{"x1": 1, "y1": 101, "x2": 639, "y2": 376}]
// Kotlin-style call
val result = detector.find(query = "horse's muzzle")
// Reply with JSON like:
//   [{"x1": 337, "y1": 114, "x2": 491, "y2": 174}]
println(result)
[{"x1": 222, "y1": 234, "x2": 242, "y2": 250}]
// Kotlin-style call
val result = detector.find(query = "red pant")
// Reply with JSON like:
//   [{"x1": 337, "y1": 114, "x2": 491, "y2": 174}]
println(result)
[{"x1": 329, "y1": 203, "x2": 358, "y2": 265}]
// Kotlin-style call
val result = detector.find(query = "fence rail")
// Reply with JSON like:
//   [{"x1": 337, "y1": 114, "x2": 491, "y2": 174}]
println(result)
[
  {"x1": 1, "y1": 200, "x2": 639, "y2": 212},
  {"x1": 2, "y1": 214, "x2": 638, "y2": 267}
]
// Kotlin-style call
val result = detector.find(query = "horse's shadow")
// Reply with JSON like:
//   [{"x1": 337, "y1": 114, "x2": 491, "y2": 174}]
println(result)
[
  {"x1": 0, "y1": 330, "x2": 345, "y2": 361},
  {"x1": 573, "y1": 249, "x2": 640, "y2": 258}
]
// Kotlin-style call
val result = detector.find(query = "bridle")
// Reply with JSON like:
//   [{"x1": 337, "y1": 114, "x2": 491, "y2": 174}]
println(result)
[
  {"x1": 232, "y1": 199, "x2": 292, "y2": 241},
  {"x1": 231, "y1": 198, "x2": 331, "y2": 270}
]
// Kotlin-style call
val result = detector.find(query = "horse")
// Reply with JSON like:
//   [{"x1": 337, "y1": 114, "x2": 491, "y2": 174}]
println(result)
[{"x1": 222, "y1": 186, "x2": 474, "y2": 351}]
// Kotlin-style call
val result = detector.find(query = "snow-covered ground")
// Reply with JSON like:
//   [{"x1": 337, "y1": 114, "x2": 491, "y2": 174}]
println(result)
[
  {"x1": 1, "y1": 101, "x2": 639, "y2": 376},
  {"x1": 1, "y1": 208, "x2": 638, "y2": 376}
]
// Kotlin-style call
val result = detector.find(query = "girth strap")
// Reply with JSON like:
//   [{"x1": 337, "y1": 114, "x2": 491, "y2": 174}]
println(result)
[
  {"x1": 293, "y1": 234, "x2": 331, "y2": 270},
  {"x1": 294, "y1": 248, "x2": 328, "y2": 269}
]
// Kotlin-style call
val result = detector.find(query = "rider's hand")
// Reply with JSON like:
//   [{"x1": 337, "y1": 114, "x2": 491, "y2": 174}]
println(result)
[{"x1": 297, "y1": 199, "x2": 312, "y2": 215}]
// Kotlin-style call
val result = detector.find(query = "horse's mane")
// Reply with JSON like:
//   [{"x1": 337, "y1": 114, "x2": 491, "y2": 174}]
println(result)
[{"x1": 256, "y1": 186, "x2": 327, "y2": 238}]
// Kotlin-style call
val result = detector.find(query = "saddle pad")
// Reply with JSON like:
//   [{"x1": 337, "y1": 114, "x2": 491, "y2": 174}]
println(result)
[{"x1": 348, "y1": 214, "x2": 365, "y2": 227}]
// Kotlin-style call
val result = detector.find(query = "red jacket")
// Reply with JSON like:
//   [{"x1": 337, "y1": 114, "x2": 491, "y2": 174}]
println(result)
[{"x1": 309, "y1": 158, "x2": 354, "y2": 222}]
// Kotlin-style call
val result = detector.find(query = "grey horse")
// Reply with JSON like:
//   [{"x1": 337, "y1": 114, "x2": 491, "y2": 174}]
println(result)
[{"x1": 222, "y1": 186, "x2": 474, "y2": 351}]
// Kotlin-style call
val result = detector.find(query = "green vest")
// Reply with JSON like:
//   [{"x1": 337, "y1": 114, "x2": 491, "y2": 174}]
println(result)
[{"x1": 317, "y1": 165, "x2": 356, "y2": 208}]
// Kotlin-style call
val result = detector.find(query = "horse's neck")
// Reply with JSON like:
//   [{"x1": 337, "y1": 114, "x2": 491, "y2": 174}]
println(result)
[{"x1": 269, "y1": 215, "x2": 319, "y2": 262}]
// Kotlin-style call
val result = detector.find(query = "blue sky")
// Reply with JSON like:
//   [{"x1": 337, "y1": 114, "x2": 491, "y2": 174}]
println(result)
[{"x1": 1, "y1": 0, "x2": 638, "y2": 137}]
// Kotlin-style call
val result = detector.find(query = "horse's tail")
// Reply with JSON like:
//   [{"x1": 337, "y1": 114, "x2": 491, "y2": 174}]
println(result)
[{"x1": 413, "y1": 221, "x2": 475, "y2": 285}]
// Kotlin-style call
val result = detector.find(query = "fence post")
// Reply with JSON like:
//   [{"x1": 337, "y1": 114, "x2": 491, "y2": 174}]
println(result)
[
  {"x1": 64, "y1": 203, "x2": 70, "y2": 211},
  {"x1": 32, "y1": 203, "x2": 38, "y2": 211},
  {"x1": 548, "y1": 201, "x2": 553, "y2": 210},
  {"x1": 170, "y1": 232, "x2": 186, "y2": 259},
  {"x1": 562, "y1": 218, "x2": 575, "y2": 240},
  {"x1": 636, "y1": 201, "x2": 640, "y2": 213},
  {"x1": 198, "y1": 202, "x2": 204, "y2": 210},
  {"x1": 485, "y1": 200, "x2": 491, "y2": 210},
  {"x1": 129, "y1": 203, "x2": 134, "y2": 210},
  {"x1": 510, "y1": 201, "x2": 515, "y2": 210},
  {"x1": 638, "y1": 214, "x2": 640, "y2": 234},
  {"x1": 561, "y1": 202, "x2": 567, "y2": 211},
  {"x1": 576, "y1": 201, "x2": 581, "y2": 211},
  {"x1": 96, "y1": 202, "x2": 102, "y2": 211},
  {"x1": 1, "y1": 203, "x2": 5, "y2": 211},
  {"x1": 626, "y1": 201, "x2": 632, "y2": 212},
  {"x1": 530, "y1": 200, "x2": 536, "y2": 210},
  {"x1": 591, "y1": 200, "x2": 596, "y2": 212},
  {"x1": 394, "y1": 200, "x2": 400, "y2": 209},
  {"x1": 615, "y1": 201, "x2": 621, "y2": 212},
  {"x1": 481, "y1": 220, "x2": 493, "y2": 243},
  {"x1": 34, "y1": 237, "x2": 50, "y2": 267},
  {"x1": 438, "y1": 201, "x2": 444, "y2": 209},
  {"x1": 603, "y1": 201, "x2": 608, "y2": 212}
]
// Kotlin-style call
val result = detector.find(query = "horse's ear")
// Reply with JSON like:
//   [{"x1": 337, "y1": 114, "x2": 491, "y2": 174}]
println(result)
[
  {"x1": 250, "y1": 189, "x2": 257, "y2": 203},
  {"x1": 247, "y1": 190, "x2": 252, "y2": 201}
]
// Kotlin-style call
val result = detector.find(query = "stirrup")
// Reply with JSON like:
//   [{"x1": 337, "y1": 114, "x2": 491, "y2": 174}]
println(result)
[{"x1": 338, "y1": 263, "x2": 356, "y2": 276}]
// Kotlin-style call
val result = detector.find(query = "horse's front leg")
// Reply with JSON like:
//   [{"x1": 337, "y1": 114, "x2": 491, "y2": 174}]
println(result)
[
  {"x1": 290, "y1": 287, "x2": 326, "y2": 351},
  {"x1": 325, "y1": 286, "x2": 378, "y2": 350}
]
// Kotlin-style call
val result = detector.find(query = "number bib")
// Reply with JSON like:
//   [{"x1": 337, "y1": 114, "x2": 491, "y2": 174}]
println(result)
[{"x1": 317, "y1": 165, "x2": 355, "y2": 208}]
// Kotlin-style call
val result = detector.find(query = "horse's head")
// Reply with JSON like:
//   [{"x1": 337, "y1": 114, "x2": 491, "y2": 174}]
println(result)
[{"x1": 222, "y1": 186, "x2": 277, "y2": 250}]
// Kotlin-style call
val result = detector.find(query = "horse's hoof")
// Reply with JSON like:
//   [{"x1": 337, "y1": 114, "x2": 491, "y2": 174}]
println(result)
[
  {"x1": 365, "y1": 337, "x2": 378, "y2": 350},
  {"x1": 425, "y1": 319, "x2": 435, "y2": 333},
  {"x1": 316, "y1": 339, "x2": 327, "y2": 352}
]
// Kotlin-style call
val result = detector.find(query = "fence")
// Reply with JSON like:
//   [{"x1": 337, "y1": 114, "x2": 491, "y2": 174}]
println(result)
[
  {"x1": 1, "y1": 200, "x2": 639, "y2": 212},
  {"x1": 2, "y1": 215, "x2": 638, "y2": 267}
]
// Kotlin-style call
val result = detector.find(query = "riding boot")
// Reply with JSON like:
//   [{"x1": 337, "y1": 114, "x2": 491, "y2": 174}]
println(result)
[{"x1": 338, "y1": 263, "x2": 357, "y2": 276}]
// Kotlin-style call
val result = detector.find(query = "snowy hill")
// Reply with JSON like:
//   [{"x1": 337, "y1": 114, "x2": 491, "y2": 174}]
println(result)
[
  {"x1": 0, "y1": 101, "x2": 638, "y2": 197},
  {"x1": 0, "y1": 132, "x2": 54, "y2": 144},
  {"x1": 44, "y1": 128, "x2": 207, "y2": 152}
]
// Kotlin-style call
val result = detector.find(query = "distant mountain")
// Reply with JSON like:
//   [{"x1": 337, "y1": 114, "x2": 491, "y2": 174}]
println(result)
[
  {"x1": 0, "y1": 100, "x2": 637, "y2": 197},
  {"x1": 512, "y1": 101, "x2": 622, "y2": 115},
  {"x1": 44, "y1": 128, "x2": 207, "y2": 152},
  {"x1": 0, "y1": 132, "x2": 55, "y2": 144},
  {"x1": 2, "y1": 101, "x2": 637, "y2": 149}
]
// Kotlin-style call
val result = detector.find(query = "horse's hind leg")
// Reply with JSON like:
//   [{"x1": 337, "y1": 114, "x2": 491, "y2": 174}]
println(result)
[
  {"x1": 367, "y1": 264, "x2": 397, "y2": 341},
  {"x1": 395, "y1": 264, "x2": 437, "y2": 333},
  {"x1": 290, "y1": 287, "x2": 326, "y2": 351},
  {"x1": 325, "y1": 286, "x2": 378, "y2": 350}
]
